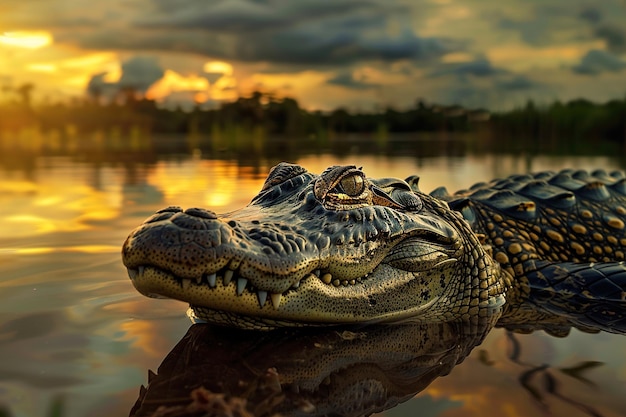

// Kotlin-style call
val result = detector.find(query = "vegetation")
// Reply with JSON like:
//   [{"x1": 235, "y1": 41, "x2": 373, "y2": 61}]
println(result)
[
  {"x1": 489, "y1": 98, "x2": 626, "y2": 153},
  {"x1": 0, "y1": 83, "x2": 625, "y2": 155}
]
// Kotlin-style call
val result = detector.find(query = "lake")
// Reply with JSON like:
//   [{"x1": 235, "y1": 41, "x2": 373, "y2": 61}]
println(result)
[{"x1": 1, "y1": 135, "x2": 625, "y2": 417}]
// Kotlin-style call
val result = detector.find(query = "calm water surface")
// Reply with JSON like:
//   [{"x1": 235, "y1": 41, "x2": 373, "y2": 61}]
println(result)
[{"x1": 1, "y1": 140, "x2": 625, "y2": 417}]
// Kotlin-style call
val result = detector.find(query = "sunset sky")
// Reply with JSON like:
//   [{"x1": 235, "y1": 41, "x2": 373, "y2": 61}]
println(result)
[{"x1": 1, "y1": 0, "x2": 626, "y2": 111}]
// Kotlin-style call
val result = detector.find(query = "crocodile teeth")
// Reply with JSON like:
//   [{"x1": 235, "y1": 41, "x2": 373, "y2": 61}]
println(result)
[
  {"x1": 138, "y1": 266, "x2": 145, "y2": 276},
  {"x1": 182, "y1": 279, "x2": 192, "y2": 290},
  {"x1": 321, "y1": 273, "x2": 332, "y2": 285},
  {"x1": 237, "y1": 278, "x2": 248, "y2": 295},
  {"x1": 207, "y1": 273, "x2": 217, "y2": 288},
  {"x1": 291, "y1": 281, "x2": 300, "y2": 289},
  {"x1": 257, "y1": 290, "x2": 268, "y2": 307},
  {"x1": 223, "y1": 269, "x2": 234, "y2": 285},
  {"x1": 127, "y1": 268, "x2": 138, "y2": 280},
  {"x1": 194, "y1": 275, "x2": 203, "y2": 284},
  {"x1": 270, "y1": 293, "x2": 282, "y2": 309}
]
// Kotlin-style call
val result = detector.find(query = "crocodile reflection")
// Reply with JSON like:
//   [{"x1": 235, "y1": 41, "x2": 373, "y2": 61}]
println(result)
[{"x1": 130, "y1": 313, "x2": 500, "y2": 417}]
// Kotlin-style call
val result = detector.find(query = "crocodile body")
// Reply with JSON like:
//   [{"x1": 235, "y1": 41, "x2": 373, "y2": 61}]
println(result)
[{"x1": 122, "y1": 163, "x2": 626, "y2": 333}]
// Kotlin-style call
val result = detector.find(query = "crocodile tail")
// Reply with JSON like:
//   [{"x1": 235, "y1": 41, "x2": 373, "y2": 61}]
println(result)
[{"x1": 523, "y1": 260, "x2": 626, "y2": 335}]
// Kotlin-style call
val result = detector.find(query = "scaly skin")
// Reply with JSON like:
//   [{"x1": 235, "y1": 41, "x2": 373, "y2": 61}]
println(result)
[
  {"x1": 434, "y1": 168, "x2": 626, "y2": 335},
  {"x1": 122, "y1": 163, "x2": 626, "y2": 333}
]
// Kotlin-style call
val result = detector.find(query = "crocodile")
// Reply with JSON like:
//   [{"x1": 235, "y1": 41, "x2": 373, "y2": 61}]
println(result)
[{"x1": 122, "y1": 163, "x2": 626, "y2": 334}]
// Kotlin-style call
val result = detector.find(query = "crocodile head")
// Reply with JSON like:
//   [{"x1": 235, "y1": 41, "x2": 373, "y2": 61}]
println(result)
[{"x1": 122, "y1": 163, "x2": 505, "y2": 329}]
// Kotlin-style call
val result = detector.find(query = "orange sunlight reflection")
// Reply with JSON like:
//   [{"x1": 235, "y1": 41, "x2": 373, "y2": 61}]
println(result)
[
  {"x1": 0, "y1": 31, "x2": 52, "y2": 49},
  {"x1": 119, "y1": 320, "x2": 168, "y2": 358},
  {"x1": 119, "y1": 316, "x2": 183, "y2": 359},
  {"x1": 149, "y1": 159, "x2": 266, "y2": 210},
  {"x1": 4, "y1": 245, "x2": 120, "y2": 255},
  {"x1": 1, "y1": 177, "x2": 121, "y2": 239}
]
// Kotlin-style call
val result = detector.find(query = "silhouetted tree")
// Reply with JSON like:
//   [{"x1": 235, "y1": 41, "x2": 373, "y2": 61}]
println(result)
[{"x1": 16, "y1": 83, "x2": 34, "y2": 108}]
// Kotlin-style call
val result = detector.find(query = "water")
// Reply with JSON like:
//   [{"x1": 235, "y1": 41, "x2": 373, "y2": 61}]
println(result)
[{"x1": 1, "y1": 137, "x2": 625, "y2": 417}]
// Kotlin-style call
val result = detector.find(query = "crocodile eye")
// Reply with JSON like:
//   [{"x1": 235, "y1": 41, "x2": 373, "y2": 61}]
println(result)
[
  {"x1": 314, "y1": 166, "x2": 372, "y2": 209},
  {"x1": 339, "y1": 173, "x2": 365, "y2": 197}
]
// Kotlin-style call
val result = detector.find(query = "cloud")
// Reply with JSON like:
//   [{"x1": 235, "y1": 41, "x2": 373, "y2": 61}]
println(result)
[
  {"x1": 429, "y1": 59, "x2": 505, "y2": 79},
  {"x1": 578, "y1": 7, "x2": 603, "y2": 24},
  {"x1": 232, "y1": 28, "x2": 452, "y2": 66},
  {"x1": 86, "y1": 72, "x2": 117, "y2": 98},
  {"x1": 433, "y1": 75, "x2": 546, "y2": 110},
  {"x1": 87, "y1": 56, "x2": 165, "y2": 97},
  {"x1": 0, "y1": 1, "x2": 112, "y2": 31},
  {"x1": 575, "y1": 3, "x2": 626, "y2": 53},
  {"x1": 424, "y1": 58, "x2": 545, "y2": 109},
  {"x1": 117, "y1": 56, "x2": 165, "y2": 92},
  {"x1": 139, "y1": 0, "x2": 394, "y2": 33},
  {"x1": 572, "y1": 49, "x2": 626, "y2": 75},
  {"x1": 496, "y1": 75, "x2": 538, "y2": 91},
  {"x1": 327, "y1": 71, "x2": 377, "y2": 90},
  {"x1": 158, "y1": 0, "x2": 279, "y2": 30},
  {"x1": 202, "y1": 72, "x2": 224, "y2": 85},
  {"x1": 594, "y1": 25, "x2": 626, "y2": 53},
  {"x1": 497, "y1": 5, "x2": 579, "y2": 47},
  {"x1": 74, "y1": 0, "x2": 460, "y2": 66},
  {"x1": 495, "y1": 2, "x2": 625, "y2": 48},
  {"x1": 4, "y1": 0, "x2": 626, "y2": 111}
]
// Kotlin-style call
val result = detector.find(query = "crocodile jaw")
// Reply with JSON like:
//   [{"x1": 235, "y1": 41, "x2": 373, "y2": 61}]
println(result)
[
  {"x1": 127, "y1": 255, "x2": 459, "y2": 328},
  {"x1": 123, "y1": 205, "x2": 463, "y2": 326}
]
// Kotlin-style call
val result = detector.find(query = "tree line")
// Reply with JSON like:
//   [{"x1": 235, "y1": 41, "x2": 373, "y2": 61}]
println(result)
[{"x1": 1, "y1": 84, "x2": 625, "y2": 151}]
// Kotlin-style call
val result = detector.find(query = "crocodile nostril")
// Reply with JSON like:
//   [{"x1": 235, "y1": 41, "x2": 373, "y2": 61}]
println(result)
[{"x1": 184, "y1": 207, "x2": 218, "y2": 219}]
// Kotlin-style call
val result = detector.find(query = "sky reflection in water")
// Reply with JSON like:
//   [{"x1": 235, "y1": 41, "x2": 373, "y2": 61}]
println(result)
[{"x1": 0, "y1": 148, "x2": 625, "y2": 416}]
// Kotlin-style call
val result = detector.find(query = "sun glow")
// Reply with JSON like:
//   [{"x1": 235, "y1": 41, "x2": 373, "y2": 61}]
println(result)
[
  {"x1": 203, "y1": 61, "x2": 233, "y2": 76},
  {"x1": 145, "y1": 69, "x2": 210, "y2": 100},
  {"x1": 145, "y1": 62, "x2": 241, "y2": 103},
  {"x1": 26, "y1": 63, "x2": 57, "y2": 73},
  {"x1": 0, "y1": 31, "x2": 52, "y2": 49},
  {"x1": 241, "y1": 70, "x2": 327, "y2": 99}
]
